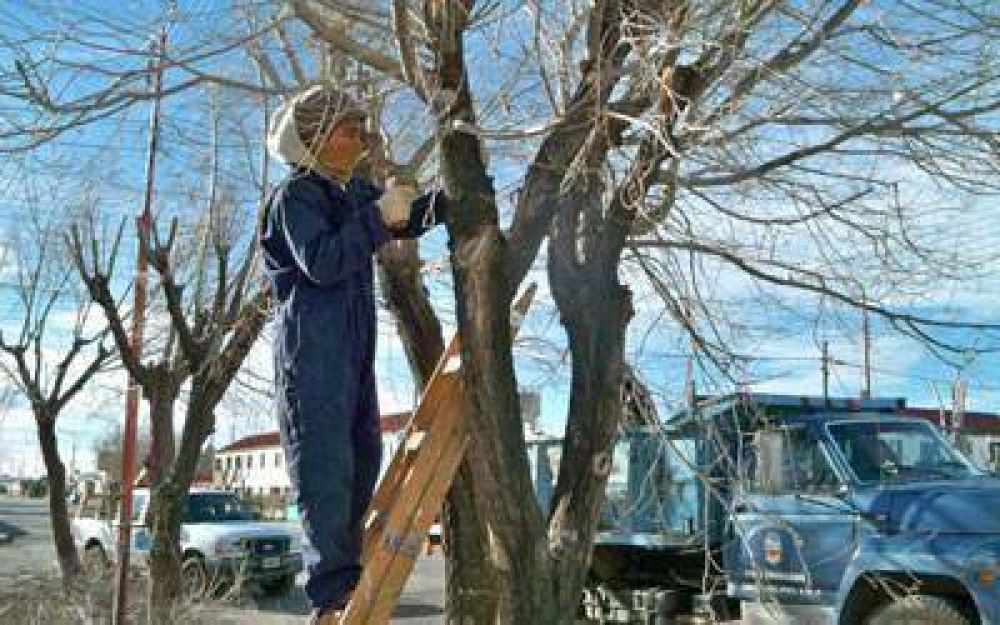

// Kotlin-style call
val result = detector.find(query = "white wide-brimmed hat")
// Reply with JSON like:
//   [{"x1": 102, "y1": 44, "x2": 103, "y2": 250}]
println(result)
[{"x1": 266, "y1": 85, "x2": 367, "y2": 167}]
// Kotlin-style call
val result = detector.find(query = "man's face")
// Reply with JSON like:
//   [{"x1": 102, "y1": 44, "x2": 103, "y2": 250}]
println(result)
[{"x1": 318, "y1": 116, "x2": 367, "y2": 174}]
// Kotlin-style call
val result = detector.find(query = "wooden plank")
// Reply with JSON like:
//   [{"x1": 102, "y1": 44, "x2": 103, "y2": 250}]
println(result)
[
  {"x1": 345, "y1": 406, "x2": 464, "y2": 623},
  {"x1": 363, "y1": 330, "x2": 464, "y2": 523},
  {"x1": 344, "y1": 283, "x2": 537, "y2": 624},
  {"x1": 346, "y1": 373, "x2": 466, "y2": 624},
  {"x1": 361, "y1": 370, "x2": 463, "y2": 561},
  {"x1": 364, "y1": 425, "x2": 468, "y2": 625}
]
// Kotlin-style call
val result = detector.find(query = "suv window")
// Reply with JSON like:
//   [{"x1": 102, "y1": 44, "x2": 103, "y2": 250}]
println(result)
[
  {"x1": 183, "y1": 492, "x2": 256, "y2": 523},
  {"x1": 748, "y1": 427, "x2": 839, "y2": 493}
]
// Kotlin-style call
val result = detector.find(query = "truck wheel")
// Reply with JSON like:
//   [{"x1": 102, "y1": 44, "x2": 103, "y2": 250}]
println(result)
[
  {"x1": 82, "y1": 544, "x2": 109, "y2": 575},
  {"x1": 181, "y1": 555, "x2": 209, "y2": 600},
  {"x1": 261, "y1": 574, "x2": 297, "y2": 597},
  {"x1": 866, "y1": 595, "x2": 971, "y2": 625}
]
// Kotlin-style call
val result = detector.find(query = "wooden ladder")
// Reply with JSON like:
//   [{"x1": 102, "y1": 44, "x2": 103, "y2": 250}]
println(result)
[{"x1": 340, "y1": 284, "x2": 536, "y2": 625}]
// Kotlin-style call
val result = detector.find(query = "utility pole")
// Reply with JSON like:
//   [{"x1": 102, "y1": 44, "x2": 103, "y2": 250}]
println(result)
[
  {"x1": 113, "y1": 29, "x2": 165, "y2": 625},
  {"x1": 683, "y1": 298, "x2": 696, "y2": 411},
  {"x1": 861, "y1": 309, "x2": 872, "y2": 399},
  {"x1": 860, "y1": 285, "x2": 872, "y2": 400},
  {"x1": 821, "y1": 341, "x2": 830, "y2": 403}
]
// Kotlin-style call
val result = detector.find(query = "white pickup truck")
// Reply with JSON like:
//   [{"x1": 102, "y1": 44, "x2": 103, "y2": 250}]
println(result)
[{"x1": 71, "y1": 487, "x2": 303, "y2": 597}]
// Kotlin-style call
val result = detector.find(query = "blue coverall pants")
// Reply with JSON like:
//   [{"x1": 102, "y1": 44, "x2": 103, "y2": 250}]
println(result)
[{"x1": 261, "y1": 169, "x2": 445, "y2": 611}]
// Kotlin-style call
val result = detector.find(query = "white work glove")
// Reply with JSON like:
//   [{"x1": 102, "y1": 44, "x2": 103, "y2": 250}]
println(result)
[{"x1": 377, "y1": 178, "x2": 418, "y2": 229}]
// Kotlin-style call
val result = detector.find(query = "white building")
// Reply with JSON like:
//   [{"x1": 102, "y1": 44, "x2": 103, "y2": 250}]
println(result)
[
  {"x1": 215, "y1": 432, "x2": 289, "y2": 499},
  {"x1": 214, "y1": 412, "x2": 412, "y2": 499}
]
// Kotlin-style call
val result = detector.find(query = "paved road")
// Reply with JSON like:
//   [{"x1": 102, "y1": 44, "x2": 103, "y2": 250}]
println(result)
[
  {"x1": 0, "y1": 496, "x2": 60, "y2": 592},
  {"x1": 0, "y1": 495, "x2": 445, "y2": 624},
  {"x1": 207, "y1": 555, "x2": 445, "y2": 624}
]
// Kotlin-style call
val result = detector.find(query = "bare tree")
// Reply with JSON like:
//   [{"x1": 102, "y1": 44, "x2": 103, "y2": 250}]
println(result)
[
  {"x1": 284, "y1": 1, "x2": 1000, "y2": 621},
  {"x1": 0, "y1": 202, "x2": 115, "y2": 582},
  {"x1": 59, "y1": 79, "x2": 270, "y2": 615},
  {"x1": 2, "y1": 1, "x2": 998, "y2": 622},
  {"x1": 68, "y1": 205, "x2": 267, "y2": 618}
]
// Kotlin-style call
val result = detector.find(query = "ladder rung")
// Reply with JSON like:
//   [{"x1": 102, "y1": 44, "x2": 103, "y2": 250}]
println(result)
[
  {"x1": 404, "y1": 430, "x2": 426, "y2": 451},
  {"x1": 443, "y1": 354, "x2": 461, "y2": 373}
]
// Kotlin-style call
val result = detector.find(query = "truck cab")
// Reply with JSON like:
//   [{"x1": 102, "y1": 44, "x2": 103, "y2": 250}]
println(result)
[
  {"x1": 529, "y1": 394, "x2": 1000, "y2": 624},
  {"x1": 730, "y1": 412, "x2": 994, "y2": 624}
]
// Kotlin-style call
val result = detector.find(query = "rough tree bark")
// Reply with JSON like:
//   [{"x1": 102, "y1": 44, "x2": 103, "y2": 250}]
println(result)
[
  {"x1": 376, "y1": 202, "x2": 498, "y2": 623},
  {"x1": 427, "y1": 5, "x2": 556, "y2": 620},
  {"x1": 36, "y1": 413, "x2": 82, "y2": 580},
  {"x1": 546, "y1": 185, "x2": 633, "y2": 620}
]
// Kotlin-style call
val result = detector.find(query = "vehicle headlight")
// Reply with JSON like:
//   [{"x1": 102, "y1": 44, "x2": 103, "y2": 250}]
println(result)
[
  {"x1": 968, "y1": 545, "x2": 1000, "y2": 588},
  {"x1": 975, "y1": 566, "x2": 998, "y2": 588},
  {"x1": 213, "y1": 538, "x2": 245, "y2": 557}
]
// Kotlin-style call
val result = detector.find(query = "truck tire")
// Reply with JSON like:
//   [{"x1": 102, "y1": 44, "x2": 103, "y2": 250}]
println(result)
[
  {"x1": 181, "y1": 555, "x2": 209, "y2": 600},
  {"x1": 261, "y1": 574, "x2": 297, "y2": 597},
  {"x1": 866, "y1": 595, "x2": 972, "y2": 625}
]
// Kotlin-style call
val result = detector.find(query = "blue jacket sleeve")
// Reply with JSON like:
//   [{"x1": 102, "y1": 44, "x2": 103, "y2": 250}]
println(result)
[{"x1": 278, "y1": 180, "x2": 380, "y2": 286}]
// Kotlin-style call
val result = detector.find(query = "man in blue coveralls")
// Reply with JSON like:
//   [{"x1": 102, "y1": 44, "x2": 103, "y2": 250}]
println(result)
[{"x1": 259, "y1": 85, "x2": 447, "y2": 624}]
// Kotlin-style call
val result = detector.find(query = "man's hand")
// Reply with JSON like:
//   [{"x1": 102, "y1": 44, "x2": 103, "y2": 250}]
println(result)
[{"x1": 377, "y1": 178, "x2": 418, "y2": 228}]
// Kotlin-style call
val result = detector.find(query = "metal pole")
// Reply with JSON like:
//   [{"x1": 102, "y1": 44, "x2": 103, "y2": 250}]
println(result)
[
  {"x1": 113, "y1": 29, "x2": 165, "y2": 625},
  {"x1": 861, "y1": 287, "x2": 872, "y2": 399},
  {"x1": 861, "y1": 305, "x2": 872, "y2": 399},
  {"x1": 821, "y1": 340, "x2": 830, "y2": 404}
]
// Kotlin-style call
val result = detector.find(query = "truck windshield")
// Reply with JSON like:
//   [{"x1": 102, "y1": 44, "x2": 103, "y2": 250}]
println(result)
[
  {"x1": 183, "y1": 492, "x2": 256, "y2": 523},
  {"x1": 827, "y1": 420, "x2": 975, "y2": 483}
]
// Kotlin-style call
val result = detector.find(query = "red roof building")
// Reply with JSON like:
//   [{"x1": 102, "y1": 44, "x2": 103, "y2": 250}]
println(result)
[{"x1": 213, "y1": 412, "x2": 413, "y2": 497}]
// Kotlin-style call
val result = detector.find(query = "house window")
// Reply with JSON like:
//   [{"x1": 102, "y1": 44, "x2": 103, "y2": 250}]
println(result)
[
  {"x1": 235, "y1": 456, "x2": 242, "y2": 470},
  {"x1": 226, "y1": 456, "x2": 232, "y2": 470},
  {"x1": 214, "y1": 458, "x2": 222, "y2": 471},
  {"x1": 261, "y1": 453, "x2": 266, "y2": 468},
  {"x1": 275, "y1": 453, "x2": 282, "y2": 467},
  {"x1": 247, "y1": 454, "x2": 254, "y2": 469},
  {"x1": 989, "y1": 442, "x2": 1000, "y2": 468}
]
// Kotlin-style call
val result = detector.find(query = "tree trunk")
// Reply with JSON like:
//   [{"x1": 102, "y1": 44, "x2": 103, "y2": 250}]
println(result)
[
  {"x1": 144, "y1": 388, "x2": 183, "y2": 622},
  {"x1": 376, "y1": 242, "x2": 500, "y2": 622},
  {"x1": 146, "y1": 479, "x2": 185, "y2": 624},
  {"x1": 544, "y1": 185, "x2": 633, "y2": 622},
  {"x1": 441, "y1": 133, "x2": 554, "y2": 623},
  {"x1": 36, "y1": 413, "x2": 82, "y2": 582},
  {"x1": 442, "y1": 465, "x2": 498, "y2": 623},
  {"x1": 147, "y1": 369, "x2": 178, "y2": 486}
]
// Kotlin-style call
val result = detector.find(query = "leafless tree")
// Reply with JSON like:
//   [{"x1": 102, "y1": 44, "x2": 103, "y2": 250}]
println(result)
[
  {"x1": 2, "y1": 1, "x2": 998, "y2": 622},
  {"x1": 281, "y1": 1, "x2": 1000, "y2": 622},
  {"x1": 60, "y1": 84, "x2": 269, "y2": 616},
  {"x1": 0, "y1": 199, "x2": 115, "y2": 582}
]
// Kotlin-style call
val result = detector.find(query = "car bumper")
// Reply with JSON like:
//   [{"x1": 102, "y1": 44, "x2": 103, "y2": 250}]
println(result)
[{"x1": 208, "y1": 553, "x2": 303, "y2": 582}]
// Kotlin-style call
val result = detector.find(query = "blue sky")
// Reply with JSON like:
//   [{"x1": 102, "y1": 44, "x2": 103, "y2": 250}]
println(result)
[{"x1": 0, "y1": 0, "x2": 998, "y2": 477}]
